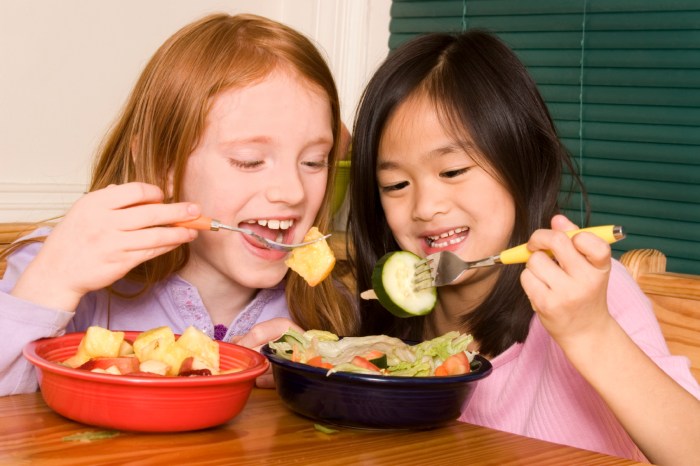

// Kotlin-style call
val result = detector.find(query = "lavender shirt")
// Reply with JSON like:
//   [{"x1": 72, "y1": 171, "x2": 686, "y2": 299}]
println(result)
[
  {"x1": 0, "y1": 228, "x2": 289, "y2": 396},
  {"x1": 461, "y1": 260, "x2": 700, "y2": 462}
]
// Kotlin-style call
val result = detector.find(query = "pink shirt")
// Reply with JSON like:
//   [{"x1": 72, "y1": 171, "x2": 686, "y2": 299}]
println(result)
[{"x1": 461, "y1": 260, "x2": 700, "y2": 462}]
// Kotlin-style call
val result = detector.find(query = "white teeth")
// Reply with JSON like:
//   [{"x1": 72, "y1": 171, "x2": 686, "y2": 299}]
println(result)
[
  {"x1": 429, "y1": 235, "x2": 467, "y2": 248},
  {"x1": 428, "y1": 226, "x2": 468, "y2": 241},
  {"x1": 248, "y1": 219, "x2": 295, "y2": 230}
]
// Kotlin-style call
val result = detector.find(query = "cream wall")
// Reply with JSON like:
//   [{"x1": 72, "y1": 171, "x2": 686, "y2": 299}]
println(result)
[{"x1": 0, "y1": 0, "x2": 391, "y2": 222}]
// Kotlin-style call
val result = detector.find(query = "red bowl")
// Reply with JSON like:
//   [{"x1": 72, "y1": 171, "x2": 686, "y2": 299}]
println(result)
[{"x1": 23, "y1": 331, "x2": 269, "y2": 432}]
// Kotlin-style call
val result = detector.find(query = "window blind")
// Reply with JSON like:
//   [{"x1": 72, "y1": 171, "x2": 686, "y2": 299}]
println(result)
[{"x1": 390, "y1": 0, "x2": 700, "y2": 275}]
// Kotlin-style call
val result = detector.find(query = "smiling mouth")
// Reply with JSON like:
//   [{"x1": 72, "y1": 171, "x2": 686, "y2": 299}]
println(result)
[
  {"x1": 243, "y1": 218, "x2": 294, "y2": 243},
  {"x1": 426, "y1": 227, "x2": 469, "y2": 248}
]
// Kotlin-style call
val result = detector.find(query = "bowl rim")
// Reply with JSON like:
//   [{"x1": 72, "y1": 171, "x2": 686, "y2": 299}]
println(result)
[
  {"x1": 23, "y1": 330, "x2": 269, "y2": 387},
  {"x1": 261, "y1": 343, "x2": 492, "y2": 385}
]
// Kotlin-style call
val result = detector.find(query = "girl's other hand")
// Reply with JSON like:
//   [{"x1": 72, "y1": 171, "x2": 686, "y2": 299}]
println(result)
[
  {"x1": 11, "y1": 182, "x2": 201, "y2": 311},
  {"x1": 519, "y1": 214, "x2": 614, "y2": 347},
  {"x1": 231, "y1": 317, "x2": 304, "y2": 388}
]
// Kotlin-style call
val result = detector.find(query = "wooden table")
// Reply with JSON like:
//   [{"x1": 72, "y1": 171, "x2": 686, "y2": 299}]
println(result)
[{"x1": 0, "y1": 389, "x2": 642, "y2": 465}]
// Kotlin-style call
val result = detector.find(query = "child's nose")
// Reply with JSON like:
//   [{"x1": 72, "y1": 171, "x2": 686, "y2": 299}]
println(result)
[
  {"x1": 266, "y1": 167, "x2": 305, "y2": 205},
  {"x1": 412, "y1": 184, "x2": 448, "y2": 221}
]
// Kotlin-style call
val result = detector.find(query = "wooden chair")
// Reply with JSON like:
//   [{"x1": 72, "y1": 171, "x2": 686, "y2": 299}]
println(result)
[
  {"x1": 0, "y1": 222, "x2": 44, "y2": 277},
  {"x1": 620, "y1": 249, "x2": 700, "y2": 383}
]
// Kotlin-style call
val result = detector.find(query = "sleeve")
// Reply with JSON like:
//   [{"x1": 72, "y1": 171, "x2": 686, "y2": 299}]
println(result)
[
  {"x1": 0, "y1": 229, "x2": 74, "y2": 396},
  {"x1": 608, "y1": 260, "x2": 700, "y2": 398}
]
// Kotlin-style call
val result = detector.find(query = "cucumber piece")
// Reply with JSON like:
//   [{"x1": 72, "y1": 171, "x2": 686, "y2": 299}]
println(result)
[{"x1": 371, "y1": 251, "x2": 437, "y2": 318}]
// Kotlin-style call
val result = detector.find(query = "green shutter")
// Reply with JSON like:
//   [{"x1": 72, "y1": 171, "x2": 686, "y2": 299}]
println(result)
[{"x1": 390, "y1": 0, "x2": 700, "y2": 275}]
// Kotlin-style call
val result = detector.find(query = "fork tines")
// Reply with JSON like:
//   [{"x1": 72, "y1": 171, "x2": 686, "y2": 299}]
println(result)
[{"x1": 413, "y1": 256, "x2": 437, "y2": 291}]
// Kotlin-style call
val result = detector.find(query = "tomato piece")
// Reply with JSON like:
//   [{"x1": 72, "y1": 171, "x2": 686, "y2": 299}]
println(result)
[
  {"x1": 351, "y1": 356, "x2": 381, "y2": 372},
  {"x1": 435, "y1": 352, "x2": 470, "y2": 376},
  {"x1": 306, "y1": 356, "x2": 333, "y2": 369},
  {"x1": 361, "y1": 350, "x2": 385, "y2": 360},
  {"x1": 434, "y1": 365, "x2": 448, "y2": 376}
]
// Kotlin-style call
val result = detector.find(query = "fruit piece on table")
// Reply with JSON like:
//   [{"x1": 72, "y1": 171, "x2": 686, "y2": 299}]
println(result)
[
  {"x1": 371, "y1": 251, "x2": 437, "y2": 318},
  {"x1": 285, "y1": 227, "x2": 335, "y2": 287}
]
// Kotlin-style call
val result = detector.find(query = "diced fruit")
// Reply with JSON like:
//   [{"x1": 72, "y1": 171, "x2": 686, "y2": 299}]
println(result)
[
  {"x1": 139, "y1": 359, "x2": 170, "y2": 376},
  {"x1": 133, "y1": 326, "x2": 176, "y2": 357},
  {"x1": 285, "y1": 227, "x2": 335, "y2": 286},
  {"x1": 178, "y1": 356, "x2": 216, "y2": 376},
  {"x1": 118, "y1": 340, "x2": 134, "y2": 356},
  {"x1": 371, "y1": 251, "x2": 437, "y2": 318},
  {"x1": 63, "y1": 326, "x2": 125, "y2": 368},
  {"x1": 176, "y1": 326, "x2": 219, "y2": 371},
  {"x1": 63, "y1": 325, "x2": 222, "y2": 377},
  {"x1": 78, "y1": 356, "x2": 140, "y2": 375},
  {"x1": 133, "y1": 326, "x2": 189, "y2": 375},
  {"x1": 434, "y1": 352, "x2": 470, "y2": 376},
  {"x1": 90, "y1": 366, "x2": 122, "y2": 375}
]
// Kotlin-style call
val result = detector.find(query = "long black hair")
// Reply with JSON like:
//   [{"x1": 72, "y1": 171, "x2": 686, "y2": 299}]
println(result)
[{"x1": 348, "y1": 30, "x2": 587, "y2": 356}]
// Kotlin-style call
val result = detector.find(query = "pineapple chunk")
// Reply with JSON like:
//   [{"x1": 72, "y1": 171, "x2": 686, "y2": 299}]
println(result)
[
  {"x1": 176, "y1": 326, "x2": 219, "y2": 371},
  {"x1": 118, "y1": 340, "x2": 134, "y2": 356},
  {"x1": 133, "y1": 326, "x2": 192, "y2": 375},
  {"x1": 133, "y1": 326, "x2": 176, "y2": 359},
  {"x1": 285, "y1": 227, "x2": 335, "y2": 286},
  {"x1": 64, "y1": 326, "x2": 124, "y2": 368}
]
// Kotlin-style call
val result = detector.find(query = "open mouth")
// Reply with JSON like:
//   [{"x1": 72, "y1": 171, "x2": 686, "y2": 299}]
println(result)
[
  {"x1": 425, "y1": 226, "x2": 469, "y2": 248},
  {"x1": 242, "y1": 218, "x2": 295, "y2": 244}
]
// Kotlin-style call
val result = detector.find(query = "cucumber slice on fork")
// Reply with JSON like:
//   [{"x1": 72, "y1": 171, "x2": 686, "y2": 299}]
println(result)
[{"x1": 371, "y1": 251, "x2": 437, "y2": 318}]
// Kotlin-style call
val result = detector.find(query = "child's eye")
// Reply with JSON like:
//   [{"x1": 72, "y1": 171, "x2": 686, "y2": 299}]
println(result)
[
  {"x1": 228, "y1": 158, "x2": 264, "y2": 169},
  {"x1": 441, "y1": 167, "x2": 471, "y2": 178},
  {"x1": 302, "y1": 160, "x2": 330, "y2": 169},
  {"x1": 380, "y1": 180, "x2": 409, "y2": 192}
]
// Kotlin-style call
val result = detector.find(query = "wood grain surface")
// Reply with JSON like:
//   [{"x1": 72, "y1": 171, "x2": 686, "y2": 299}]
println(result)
[{"x1": 0, "y1": 389, "x2": 642, "y2": 465}]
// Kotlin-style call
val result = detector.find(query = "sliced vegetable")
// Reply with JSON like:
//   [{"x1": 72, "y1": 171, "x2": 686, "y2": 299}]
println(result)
[
  {"x1": 435, "y1": 352, "x2": 470, "y2": 376},
  {"x1": 371, "y1": 251, "x2": 437, "y2": 318},
  {"x1": 268, "y1": 329, "x2": 476, "y2": 377},
  {"x1": 351, "y1": 356, "x2": 382, "y2": 373},
  {"x1": 307, "y1": 356, "x2": 333, "y2": 369},
  {"x1": 364, "y1": 352, "x2": 388, "y2": 369}
]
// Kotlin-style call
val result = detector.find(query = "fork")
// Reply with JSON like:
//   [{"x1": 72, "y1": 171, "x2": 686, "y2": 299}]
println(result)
[
  {"x1": 175, "y1": 216, "x2": 331, "y2": 252},
  {"x1": 414, "y1": 225, "x2": 625, "y2": 290}
]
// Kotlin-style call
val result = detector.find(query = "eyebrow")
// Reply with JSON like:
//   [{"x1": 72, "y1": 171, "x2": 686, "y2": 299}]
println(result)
[
  {"x1": 218, "y1": 135, "x2": 333, "y2": 150},
  {"x1": 218, "y1": 136, "x2": 272, "y2": 148},
  {"x1": 377, "y1": 142, "x2": 471, "y2": 170}
]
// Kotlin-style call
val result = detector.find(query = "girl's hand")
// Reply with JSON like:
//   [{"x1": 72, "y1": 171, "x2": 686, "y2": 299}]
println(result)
[
  {"x1": 11, "y1": 182, "x2": 201, "y2": 311},
  {"x1": 231, "y1": 317, "x2": 304, "y2": 388},
  {"x1": 519, "y1": 214, "x2": 614, "y2": 348}
]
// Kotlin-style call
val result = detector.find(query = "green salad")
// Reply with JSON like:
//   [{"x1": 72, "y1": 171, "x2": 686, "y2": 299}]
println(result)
[{"x1": 268, "y1": 329, "x2": 476, "y2": 377}]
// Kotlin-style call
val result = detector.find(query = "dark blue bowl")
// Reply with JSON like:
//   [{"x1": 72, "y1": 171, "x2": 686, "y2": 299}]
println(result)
[{"x1": 261, "y1": 344, "x2": 492, "y2": 429}]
